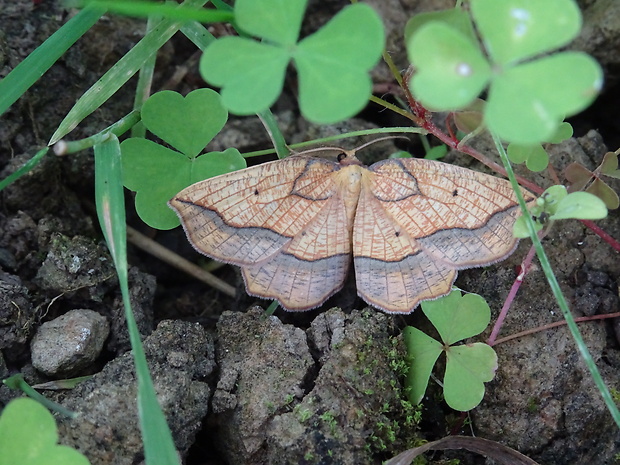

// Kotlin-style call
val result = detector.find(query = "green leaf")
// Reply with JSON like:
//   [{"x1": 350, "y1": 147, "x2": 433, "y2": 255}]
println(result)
[
  {"x1": 421, "y1": 291, "x2": 491, "y2": 345},
  {"x1": 122, "y1": 139, "x2": 245, "y2": 229},
  {"x1": 506, "y1": 143, "x2": 530, "y2": 164},
  {"x1": 538, "y1": 184, "x2": 568, "y2": 215},
  {"x1": 403, "y1": 327, "x2": 443, "y2": 404},
  {"x1": 293, "y1": 3, "x2": 384, "y2": 123},
  {"x1": 122, "y1": 88, "x2": 244, "y2": 229},
  {"x1": 404, "y1": 8, "x2": 477, "y2": 45},
  {"x1": 123, "y1": 140, "x2": 192, "y2": 229},
  {"x1": 471, "y1": 0, "x2": 582, "y2": 66},
  {"x1": 0, "y1": 148, "x2": 48, "y2": 193},
  {"x1": 84, "y1": 0, "x2": 234, "y2": 23},
  {"x1": 94, "y1": 136, "x2": 181, "y2": 465},
  {"x1": 550, "y1": 191, "x2": 608, "y2": 220},
  {"x1": 424, "y1": 145, "x2": 448, "y2": 160},
  {"x1": 407, "y1": 22, "x2": 491, "y2": 111},
  {"x1": 200, "y1": 1, "x2": 383, "y2": 121},
  {"x1": 200, "y1": 37, "x2": 290, "y2": 115},
  {"x1": 3, "y1": 374, "x2": 77, "y2": 418},
  {"x1": 513, "y1": 183, "x2": 604, "y2": 238},
  {"x1": 235, "y1": 0, "x2": 306, "y2": 46},
  {"x1": 141, "y1": 89, "x2": 227, "y2": 157},
  {"x1": 486, "y1": 52, "x2": 603, "y2": 144},
  {"x1": 546, "y1": 122, "x2": 573, "y2": 144},
  {"x1": 507, "y1": 144, "x2": 548, "y2": 172},
  {"x1": 444, "y1": 343, "x2": 497, "y2": 411},
  {"x1": 513, "y1": 214, "x2": 543, "y2": 238},
  {"x1": 0, "y1": 396, "x2": 91, "y2": 465},
  {"x1": 405, "y1": 290, "x2": 497, "y2": 410},
  {"x1": 525, "y1": 150, "x2": 549, "y2": 172}
]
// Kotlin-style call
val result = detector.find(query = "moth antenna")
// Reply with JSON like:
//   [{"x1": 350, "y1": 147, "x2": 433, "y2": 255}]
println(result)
[
  {"x1": 290, "y1": 135, "x2": 410, "y2": 160},
  {"x1": 290, "y1": 146, "x2": 348, "y2": 157},
  {"x1": 351, "y1": 135, "x2": 410, "y2": 153}
]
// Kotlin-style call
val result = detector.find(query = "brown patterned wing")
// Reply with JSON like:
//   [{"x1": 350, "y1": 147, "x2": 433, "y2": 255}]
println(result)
[
  {"x1": 169, "y1": 156, "x2": 354, "y2": 311},
  {"x1": 352, "y1": 158, "x2": 536, "y2": 313}
]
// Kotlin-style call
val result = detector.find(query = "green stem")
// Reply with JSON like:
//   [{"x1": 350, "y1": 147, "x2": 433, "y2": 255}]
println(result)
[
  {"x1": 242, "y1": 126, "x2": 427, "y2": 158},
  {"x1": 131, "y1": 15, "x2": 160, "y2": 139},
  {"x1": 53, "y1": 111, "x2": 141, "y2": 155},
  {"x1": 492, "y1": 132, "x2": 620, "y2": 428},
  {"x1": 257, "y1": 110, "x2": 289, "y2": 159},
  {"x1": 3, "y1": 374, "x2": 78, "y2": 418}
]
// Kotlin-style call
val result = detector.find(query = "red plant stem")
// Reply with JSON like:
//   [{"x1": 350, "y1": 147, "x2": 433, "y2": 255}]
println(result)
[
  {"x1": 493, "y1": 312, "x2": 620, "y2": 346},
  {"x1": 487, "y1": 242, "x2": 538, "y2": 346},
  {"x1": 581, "y1": 219, "x2": 620, "y2": 252}
]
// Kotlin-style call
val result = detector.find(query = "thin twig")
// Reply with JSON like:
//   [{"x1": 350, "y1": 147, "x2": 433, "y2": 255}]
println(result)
[
  {"x1": 493, "y1": 312, "x2": 620, "y2": 346},
  {"x1": 487, "y1": 242, "x2": 538, "y2": 346},
  {"x1": 126, "y1": 226, "x2": 236, "y2": 297}
]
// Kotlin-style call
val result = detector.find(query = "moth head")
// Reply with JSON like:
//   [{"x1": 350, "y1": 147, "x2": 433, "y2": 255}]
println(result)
[{"x1": 292, "y1": 135, "x2": 409, "y2": 166}]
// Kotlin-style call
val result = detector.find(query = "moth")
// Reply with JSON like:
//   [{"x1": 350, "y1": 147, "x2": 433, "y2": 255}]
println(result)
[{"x1": 169, "y1": 149, "x2": 535, "y2": 313}]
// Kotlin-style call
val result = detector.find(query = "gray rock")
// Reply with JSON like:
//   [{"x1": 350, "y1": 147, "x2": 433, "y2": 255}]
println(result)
[
  {"x1": 35, "y1": 233, "x2": 116, "y2": 300},
  {"x1": 213, "y1": 307, "x2": 420, "y2": 465},
  {"x1": 213, "y1": 307, "x2": 314, "y2": 463},
  {"x1": 31, "y1": 309, "x2": 110, "y2": 377},
  {"x1": 56, "y1": 320, "x2": 214, "y2": 465}
]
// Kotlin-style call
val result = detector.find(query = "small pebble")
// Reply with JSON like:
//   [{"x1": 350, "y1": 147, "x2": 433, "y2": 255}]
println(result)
[{"x1": 31, "y1": 309, "x2": 110, "y2": 376}]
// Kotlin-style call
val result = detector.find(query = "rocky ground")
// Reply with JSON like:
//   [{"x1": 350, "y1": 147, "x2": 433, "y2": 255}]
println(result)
[{"x1": 1, "y1": 0, "x2": 620, "y2": 464}]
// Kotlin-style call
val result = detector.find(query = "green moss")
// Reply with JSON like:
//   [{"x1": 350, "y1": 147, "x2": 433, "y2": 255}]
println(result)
[
  {"x1": 294, "y1": 405, "x2": 312, "y2": 423},
  {"x1": 319, "y1": 411, "x2": 338, "y2": 435}
]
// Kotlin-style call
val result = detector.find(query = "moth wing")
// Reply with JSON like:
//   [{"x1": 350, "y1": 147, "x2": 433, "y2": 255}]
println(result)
[
  {"x1": 353, "y1": 158, "x2": 536, "y2": 313},
  {"x1": 169, "y1": 156, "x2": 353, "y2": 310}
]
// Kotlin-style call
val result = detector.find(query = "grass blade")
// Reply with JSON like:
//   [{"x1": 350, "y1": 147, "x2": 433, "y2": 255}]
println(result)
[
  {"x1": 492, "y1": 131, "x2": 620, "y2": 428},
  {"x1": 94, "y1": 135, "x2": 180, "y2": 465},
  {"x1": 132, "y1": 15, "x2": 160, "y2": 139},
  {"x1": 180, "y1": 20, "x2": 216, "y2": 50},
  {"x1": 0, "y1": 147, "x2": 48, "y2": 192},
  {"x1": 0, "y1": 5, "x2": 105, "y2": 117},
  {"x1": 82, "y1": 0, "x2": 233, "y2": 23},
  {"x1": 3, "y1": 374, "x2": 78, "y2": 419},
  {"x1": 50, "y1": 0, "x2": 209, "y2": 145}
]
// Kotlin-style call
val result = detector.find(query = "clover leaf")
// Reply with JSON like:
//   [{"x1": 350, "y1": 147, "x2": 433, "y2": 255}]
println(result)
[
  {"x1": 506, "y1": 122, "x2": 573, "y2": 172},
  {"x1": 404, "y1": 290, "x2": 498, "y2": 412},
  {"x1": 565, "y1": 151, "x2": 620, "y2": 210},
  {"x1": 0, "y1": 397, "x2": 90, "y2": 465},
  {"x1": 200, "y1": 0, "x2": 384, "y2": 124},
  {"x1": 507, "y1": 144, "x2": 549, "y2": 172},
  {"x1": 513, "y1": 184, "x2": 608, "y2": 238},
  {"x1": 121, "y1": 89, "x2": 246, "y2": 230},
  {"x1": 472, "y1": 0, "x2": 582, "y2": 66},
  {"x1": 407, "y1": 0, "x2": 603, "y2": 144}
]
